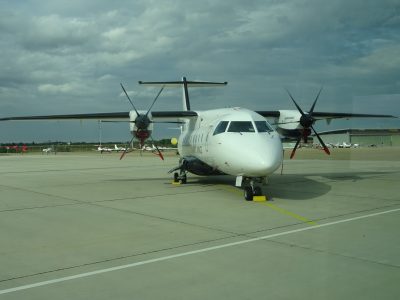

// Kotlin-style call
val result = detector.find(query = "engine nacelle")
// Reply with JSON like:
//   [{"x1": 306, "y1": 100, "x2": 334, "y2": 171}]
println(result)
[
  {"x1": 277, "y1": 110, "x2": 302, "y2": 130},
  {"x1": 129, "y1": 110, "x2": 138, "y2": 132},
  {"x1": 129, "y1": 110, "x2": 154, "y2": 145}
]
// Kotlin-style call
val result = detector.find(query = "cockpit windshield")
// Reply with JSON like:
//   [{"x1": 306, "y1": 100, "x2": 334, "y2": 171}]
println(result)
[
  {"x1": 214, "y1": 120, "x2": 274, "y2": 135},
  {"x1": 227, "y1": 121, "x2": 255, "y2": 133},
  {"x1": 213, "y1": 121, "x2": 229, "y2": 135},
  {"x1": 255, "y1": 121, "x2": 274, "y2": 133}
]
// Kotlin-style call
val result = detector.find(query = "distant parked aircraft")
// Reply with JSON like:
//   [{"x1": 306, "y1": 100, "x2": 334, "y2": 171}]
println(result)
[
  {"x1": 95, "y1": 146, "x2": 113, "y2": 153},
  {"x1": 114, "y1": 144, "x2": 127, "y2": 152},
  {"x1": 42, "y1": 146, "x2": 55, "y2": 154}
]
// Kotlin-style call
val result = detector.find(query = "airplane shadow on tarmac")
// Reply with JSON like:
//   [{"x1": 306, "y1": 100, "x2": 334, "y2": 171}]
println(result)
[
  {"x1": 107, "y1": 177, "x2": 171, "y2": 182},
  {"x1": 106, "y1": 170, "x2": 394, "y2": 201},
  {"x1": 267, "y1": 170, "x2": 394, "y2": 200},
  {"x1": 266, "y1": 175, "x2": 332, "y2": 200},
  {"x1": 189, "y1": 170, "x2": 394, "y2": 201},
  {"x1": 189, "y1": 175, "x2": 329, "y2": 201}
]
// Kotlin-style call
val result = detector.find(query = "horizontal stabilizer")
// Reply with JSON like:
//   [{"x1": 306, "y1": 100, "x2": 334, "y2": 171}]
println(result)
[
  {"x1": 139, "y1": 77, "x2": 227, "y2": 111},
  {"x1": 139, "y1": 80, "x2": 227, "y2": 87}
]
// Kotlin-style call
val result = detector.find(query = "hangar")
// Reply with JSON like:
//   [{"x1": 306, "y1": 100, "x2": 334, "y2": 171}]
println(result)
[{"x1": 317, "y1": 128, "x2": 400, "y2": 147}]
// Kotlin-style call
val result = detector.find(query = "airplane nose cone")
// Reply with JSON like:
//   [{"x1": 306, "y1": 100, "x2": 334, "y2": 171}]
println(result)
[
  {"x1": 218, "y1": 133, "x2": 283, "y2": 176},
  {"x1": 245, "y1": 148, "x2": 282, "y2": 176}
]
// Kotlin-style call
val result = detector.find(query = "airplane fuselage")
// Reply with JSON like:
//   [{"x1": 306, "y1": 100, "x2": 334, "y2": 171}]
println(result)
[{"x1": 178, "y1": 107, "x2": 283, "y2": 177}]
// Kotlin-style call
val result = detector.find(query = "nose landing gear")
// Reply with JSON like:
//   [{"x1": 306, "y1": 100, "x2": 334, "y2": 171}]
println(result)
[
  {"x1": 244, "y1": 186, "x2": 263, "y2": 201},
  {"x1": 237, "y1": 176, "x2": 267, "y2": 201}
]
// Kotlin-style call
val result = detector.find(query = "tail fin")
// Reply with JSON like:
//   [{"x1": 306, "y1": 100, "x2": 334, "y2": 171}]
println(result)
[{"x1": 139, "y1": 77, "x2": 227, "y2": 111}]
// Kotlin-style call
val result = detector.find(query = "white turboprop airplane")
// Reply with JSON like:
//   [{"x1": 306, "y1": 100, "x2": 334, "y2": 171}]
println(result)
[{"x1": 0, "y1": 77, "x2": 396, "y2": 200}]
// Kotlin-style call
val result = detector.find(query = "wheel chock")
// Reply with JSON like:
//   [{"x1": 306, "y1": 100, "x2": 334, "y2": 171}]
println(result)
[
  {"x1": 253, "y1": 195, "x2": 267, "y2": 202},
  {"x1": 171, "y1": 181, "x2": 181, "y2": 185}
]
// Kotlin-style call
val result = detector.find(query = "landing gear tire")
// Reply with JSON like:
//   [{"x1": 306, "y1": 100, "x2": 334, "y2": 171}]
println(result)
[
  {"x1": 173, "y1": 172, "x2": 179, "y2": 183},
  {"x1": 179, "y1": 174, "x2": 187, "y2": 184},
  {"x1": 244, "y1": 187, "x2": 253, "y2": 201},
  {"x1": 253, "y1": 186, "x2": 262, "y2": 196}
]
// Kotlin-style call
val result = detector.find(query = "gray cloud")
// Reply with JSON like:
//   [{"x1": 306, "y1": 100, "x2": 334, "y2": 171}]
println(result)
[{"x1": 0, "y1": 0, "x2": 399, "y2": 142}]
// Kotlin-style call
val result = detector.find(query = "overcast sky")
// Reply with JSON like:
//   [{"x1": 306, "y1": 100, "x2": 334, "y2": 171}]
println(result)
[{"x1": 1, "y1": 0, "x2": 399, "y2": 143}]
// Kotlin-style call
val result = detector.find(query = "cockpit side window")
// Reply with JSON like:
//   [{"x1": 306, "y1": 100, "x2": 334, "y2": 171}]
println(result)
[
  {"x1": 213, "y1": 121, "x2": 229, "y2": 135},
  {"x1": 227, "y1": 121, "x2": 255, "y2": 133},
  {"x1": 255, "y1": 121, "x2": 274, "y2": 133}
]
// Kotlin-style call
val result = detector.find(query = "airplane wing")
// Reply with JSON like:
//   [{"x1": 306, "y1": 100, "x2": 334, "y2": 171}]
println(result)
[
  {"x1": 151, "y1": 111, "x2": 198, "y2": 118},
  {"x1": 1, "y1": 110, "x2": 393, "y2": 122},
  {"x1": 151, "y1": 111, "x2": 197, "y2": 117},
  {"x1": 255, "y1": 111, "x2": 281, "y2": 118},
  {"x1": 0, "y1": 112, "x2": 129, "y2": 121},
  {"x1": 310, "y1": 112, "x2": 397, "y2": 120},
  {"x1": 256, "y1": 111, "x2": 397, "y2": 120},
  {"x1": 0, "y1": 111, "x2": 198, "y2": 122},
  {"x1": 150, "y1": 111, "x2": 198, "y2": 125}
]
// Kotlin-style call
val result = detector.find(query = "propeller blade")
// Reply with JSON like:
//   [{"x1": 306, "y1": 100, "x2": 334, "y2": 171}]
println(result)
[
  {"x1": 309, "y1": 86, "x2": 323, "y2": 114},
  {"x1": 290, "y1": 138, "x2": 301, "y2": 159},
  {"x1": 285, "y1": 89, "x2": 305, "y2": 116},
  {"x1": 119, "y1": 149, "x2": 128, "y2": 160},
  {"x1": 154, "y1": 144, "x2": 164, "y2": 160},
  {"x1": 311, "y1": 125, "x2": 330, "y2": 155},
  {"x1": 120, "y1": 83, "x2": 139, "y2": 115},
  {"x1": 120, "y1": 136, "x2": 135, "y2": 160},
  {"x1": 150, "y1": 136, "x2": 164, "y2": 160},
  {"x1": 145, "y1": 85, "x2": 165, "y2": 117}
]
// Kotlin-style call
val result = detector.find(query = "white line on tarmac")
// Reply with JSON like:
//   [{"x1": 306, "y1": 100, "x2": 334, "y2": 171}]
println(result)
[{"x1": 1, "y1": 207, "x2": 399, "y2": 295}]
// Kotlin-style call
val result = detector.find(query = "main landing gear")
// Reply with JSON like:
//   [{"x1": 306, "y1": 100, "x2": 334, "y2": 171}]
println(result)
[
  {"x1": 169, "y1": 158, "x2": 188, "y2": 184},
  {"x1": 237, "y1": 176, "x2": 267, "y2": 201},
  {"x1": 173, "y1": 170, "x2": 187, "y2": 184}
]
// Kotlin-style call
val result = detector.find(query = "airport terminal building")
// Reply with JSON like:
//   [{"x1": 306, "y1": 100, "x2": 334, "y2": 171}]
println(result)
[{"x1": 317, "y1": 128, "x2": 400, "y2": 147}]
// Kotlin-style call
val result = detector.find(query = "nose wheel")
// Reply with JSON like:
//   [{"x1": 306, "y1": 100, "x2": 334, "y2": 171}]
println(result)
[
  {"x1": 244, "y1": 186, "x2": 262, "y2": 201},
  {"x1": 239, "y1": 176, "x2": 266, "y2": 201}
]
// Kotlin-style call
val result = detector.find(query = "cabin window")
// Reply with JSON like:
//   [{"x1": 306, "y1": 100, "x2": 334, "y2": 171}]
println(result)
[
  {"x1": 255, "y1": 121, "x2": 274, "y2": 132},
  {"x1": 213, "y1": 121, "x2": 229, "y2": 135},
  {"x1": 227, "y1": 121, "x2": 255, "y2": 133}
]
